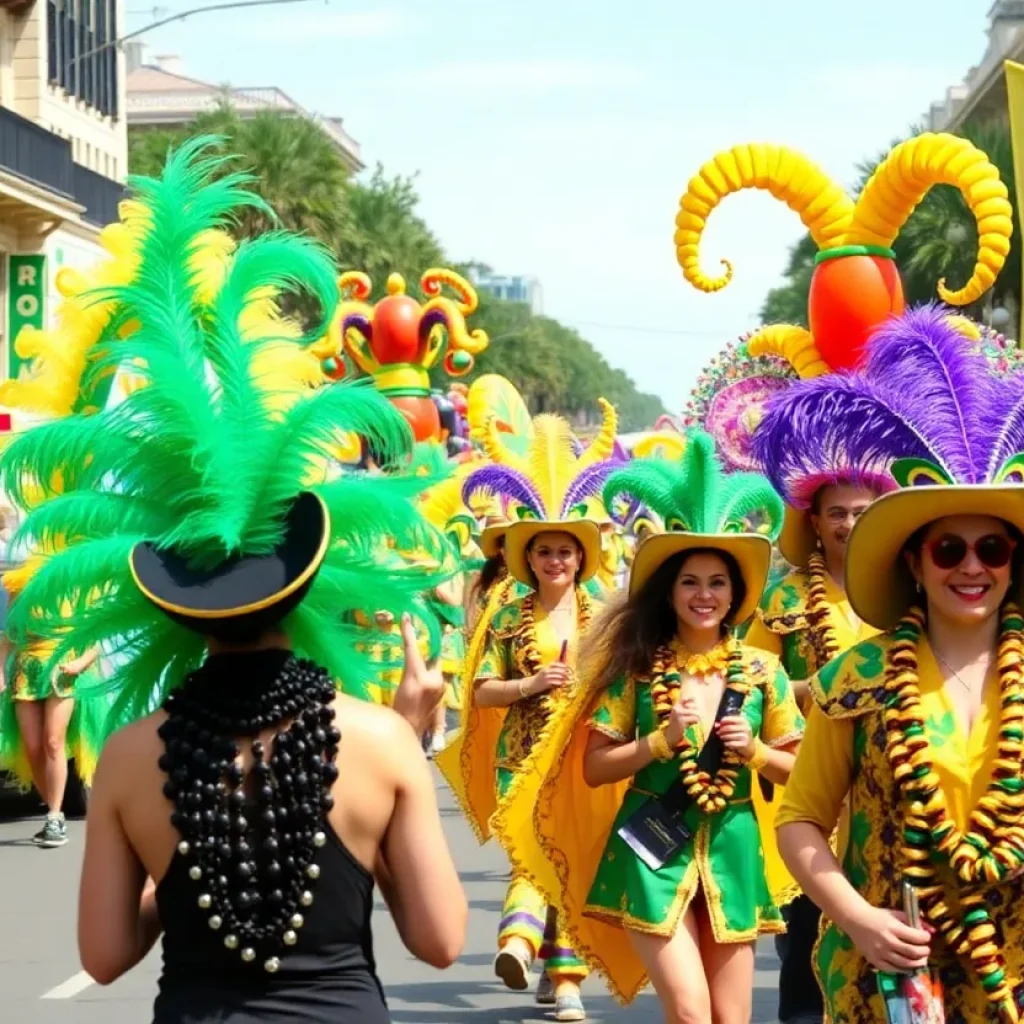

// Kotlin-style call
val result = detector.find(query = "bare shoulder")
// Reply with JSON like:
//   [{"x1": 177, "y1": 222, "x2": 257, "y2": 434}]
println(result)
[
  {"x1": 332, "y1": 694, "x2": 418, "y2": 749},
  {"x1": 100, "y1": 709, "x2": 168, "y2": 762}
]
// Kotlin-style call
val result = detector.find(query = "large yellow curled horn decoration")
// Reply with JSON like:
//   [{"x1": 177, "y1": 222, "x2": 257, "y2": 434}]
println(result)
[{"x1": 675, "y1": 134, "x2": 1012, "y2": 375}]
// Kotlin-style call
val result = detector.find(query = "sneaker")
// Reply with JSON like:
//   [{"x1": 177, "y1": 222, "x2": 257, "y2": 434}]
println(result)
[
  {"x1": 493, "y1": 947, "x2": 531, "y2": 991},
  {"x1": 428, "y1": 732, "x2": 446, "y2": 757},
  {"x1": 34, "y1": 814, "x2": 68, "y2": 848},
  {"x1": 536, "y1": 973, "x2": 556, "y2": 1005},
  {"x1": 554, "y1": 987, "x2": 586, "y2": 1022}
]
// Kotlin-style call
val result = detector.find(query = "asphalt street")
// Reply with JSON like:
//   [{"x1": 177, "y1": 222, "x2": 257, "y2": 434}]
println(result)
[{"x1": 0, "y1": 771, "x2": 781, "y2": 1023}]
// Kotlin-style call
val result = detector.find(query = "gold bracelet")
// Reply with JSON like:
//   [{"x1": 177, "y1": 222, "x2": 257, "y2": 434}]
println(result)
[
  {"x1": 745, "y1": 739, "x2": 770, "y2": 773},
  {"x1": 648, "y1": 728, "x2": 675, "y2": 762},
  {"x1": 516, "y1": 678, "x2": 530, "y2": 699}
]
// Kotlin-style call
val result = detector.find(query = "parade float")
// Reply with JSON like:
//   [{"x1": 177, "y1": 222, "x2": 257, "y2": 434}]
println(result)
[
  {"x1": 673, "y1": 133, "x2": 1017, "y2": 483},
  {"x1": 321, "y1": 269, "x2": 490, "y2": 443}
]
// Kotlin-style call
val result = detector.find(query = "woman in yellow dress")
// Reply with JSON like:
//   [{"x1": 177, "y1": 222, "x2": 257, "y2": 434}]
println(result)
[
  {"x1": 440, "y1": 412, "x2": 621, "y2": 1022},
  {"x1": 774, "y1": 307, "x2": 1024, "y2": 1022}
]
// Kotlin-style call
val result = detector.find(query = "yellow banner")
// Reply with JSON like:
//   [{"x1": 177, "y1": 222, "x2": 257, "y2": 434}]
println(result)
[{"x1": 1005, "y1": 60, "x2": 1024, "y2": 343}]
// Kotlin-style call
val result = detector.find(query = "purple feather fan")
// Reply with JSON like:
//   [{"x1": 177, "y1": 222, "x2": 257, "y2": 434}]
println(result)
[
  {"x1": 462, "y1": 464, "x2": 544, "y2": 518},
  {"x1": 752, "y1": 304, "x2": 1018, "y2": 504},
  {"x1": 560, "y1": 459, "x2": 626, "y2": 515}
]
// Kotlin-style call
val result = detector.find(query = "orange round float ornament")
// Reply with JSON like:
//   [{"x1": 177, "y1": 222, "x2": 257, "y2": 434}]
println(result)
[
  {"x1": 675, "y1": 134, "x2": 1012, "y2": 376},
  {"x1": 808, "y1": 246, "x2": 905, "y2": 371},
  {"x1": 322, "y1": 269, "x2": 489, "y2": 442}
]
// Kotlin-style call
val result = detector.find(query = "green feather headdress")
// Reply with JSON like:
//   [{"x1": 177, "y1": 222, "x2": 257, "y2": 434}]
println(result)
[
  {"x1": 0, "y1": 136, "x2": 457, "y2": 734},
  {"x1": 602, "y1": 430, "x2": 784, "y2": 614},
  {"x1": 603, "y1": 430, "x2": 784, "y2": 539}
]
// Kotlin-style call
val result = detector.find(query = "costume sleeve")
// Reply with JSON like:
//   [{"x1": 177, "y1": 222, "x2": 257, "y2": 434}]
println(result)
[
  {"x1": 588, "y1": 675, "x2": 637, "y2": 742},
  {"x1": 774, "y1": 704, "x2": 854, "y2": 833},
  {"x1": 760, "y1": 664, "x2": 805, "y2": 748},
  {"x1": 745, "y1": 614, "x2": 784, "y2": 658},
  {"x1": 474, "y1": 628, "x2": 510, "y2": 683}
]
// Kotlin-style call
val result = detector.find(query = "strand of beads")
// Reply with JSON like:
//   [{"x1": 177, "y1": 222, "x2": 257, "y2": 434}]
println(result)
[
  {"x1": 158, "y1": 656, "x2": 340, "y2": 974},
  {"x1": 517, "y1": 589, "x2": 593, "y2": 715},
  {"x1": 805, "y1": 553, "x2": 841, "y2": 665},
  {"x1": 649, "y1": 639, "x2": 751, "y2": 814},
  {"x1": 882, "y1": 605, "x2": 1024, "y2": 1019}
]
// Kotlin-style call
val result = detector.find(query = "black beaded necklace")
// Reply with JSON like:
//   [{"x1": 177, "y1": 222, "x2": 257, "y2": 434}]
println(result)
[{"x1": 158, "y1": 649, "x2": 340, "y2": 974}]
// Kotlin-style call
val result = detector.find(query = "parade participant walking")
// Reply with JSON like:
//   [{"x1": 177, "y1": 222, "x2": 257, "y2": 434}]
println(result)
[
  {"x1": 0, "y1": 536, "x2": 102, "y2": 848},
  {"x1": 775, "y1": 307, "x2": 1024, "y2": 1022},
  {"x1": 0, "y1": 139, "x2": 467, "y2": 1022},
  {"x1": 500, "y1": 432, "x2": 803, "y2": 1023},
  {"x1": 748, "y1": 419, "x2": 886, "y2": 1024},
  {"x1": 443, "y1": 413, "x2": 619, "y2": 1022}
]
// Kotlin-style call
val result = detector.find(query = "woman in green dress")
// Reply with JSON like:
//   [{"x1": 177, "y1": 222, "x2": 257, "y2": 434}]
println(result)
[{"x1": 505, "y1": 432, "x2": 804, "y2": 1022}]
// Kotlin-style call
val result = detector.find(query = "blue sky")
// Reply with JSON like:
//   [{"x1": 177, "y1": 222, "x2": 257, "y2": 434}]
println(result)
[{"x1": 131, "y1": 0, "x2": 993, "y2": 410}]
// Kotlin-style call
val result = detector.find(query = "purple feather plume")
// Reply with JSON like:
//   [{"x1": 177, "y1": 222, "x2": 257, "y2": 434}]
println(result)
[
  {"x1": 462, "y1": 465, "x2": 544, "y2": 518},
  {"x1": 753, "y1": 304, "x2": 1019, "y2": 501},
  {"x1": 560, "y1": 459, "x2": 625, "y2": 514},
  {"x1": 859, "y1": 305, "x2": 998, "y2": 483}
]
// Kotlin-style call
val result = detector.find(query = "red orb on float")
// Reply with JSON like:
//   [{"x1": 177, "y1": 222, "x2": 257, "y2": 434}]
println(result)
[
  {"x1": 371, "y1": 293, "x2": 424, "y2": 365},
  {"x1": 808, "y1": 249, "x2": 904, "y2": 372}
]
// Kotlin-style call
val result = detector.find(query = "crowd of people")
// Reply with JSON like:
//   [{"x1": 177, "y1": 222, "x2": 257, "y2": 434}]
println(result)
[{"x1": 1, "y1": 133, "x2": 1024, "y2": 1024}]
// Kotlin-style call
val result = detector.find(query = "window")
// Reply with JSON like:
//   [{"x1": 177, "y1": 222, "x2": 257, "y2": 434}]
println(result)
[{"x1": 48, "y1": 0, "x2": 119, "y2": 119}]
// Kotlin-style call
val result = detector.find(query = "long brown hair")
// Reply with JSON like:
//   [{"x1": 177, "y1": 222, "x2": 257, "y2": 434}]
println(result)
[{"x1": 583, "y1": 547, "x2": 747, "y2": 691}]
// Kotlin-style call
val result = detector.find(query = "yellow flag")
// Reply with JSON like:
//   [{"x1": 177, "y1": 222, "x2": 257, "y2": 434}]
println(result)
[{"x1": 1005, "y1": 60, "x2": 1024, "y2": 343}]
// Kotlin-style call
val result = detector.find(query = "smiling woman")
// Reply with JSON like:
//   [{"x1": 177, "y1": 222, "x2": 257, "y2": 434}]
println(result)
[{"x1": 771, "y1": 307, "x2": 1024, "y2": 1023}]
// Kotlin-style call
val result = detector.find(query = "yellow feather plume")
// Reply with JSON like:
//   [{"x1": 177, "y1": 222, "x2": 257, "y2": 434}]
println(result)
[
  {"x1": 577, "y1": 397, "x2": 618, "y2": 467},
  {"x1": 528, "y1": 414, "x2": 580, "y2": 517}
]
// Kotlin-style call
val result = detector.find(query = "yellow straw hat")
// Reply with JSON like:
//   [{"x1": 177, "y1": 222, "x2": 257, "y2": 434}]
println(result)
[
  {"x1": 503, "y1": 519, "x2": 602, "y2": 586},
  {"x1": 629, "y1": 531, "x2": 772, "y2": 623},
  {"x1": 601, "y1": 429, "x2": 784, "y2": 623},
  {"x1": 845, "y1": 485, "x2": 1024, "y2": 630}
]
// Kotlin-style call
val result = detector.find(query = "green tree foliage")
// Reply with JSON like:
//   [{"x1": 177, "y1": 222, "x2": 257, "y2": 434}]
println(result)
[
  {"x1": 758, "y1": 120, "x2": 1019, "y2": 326},
  {"x1": 128, "y1": 109, "x2": 665, "y2": 430}
]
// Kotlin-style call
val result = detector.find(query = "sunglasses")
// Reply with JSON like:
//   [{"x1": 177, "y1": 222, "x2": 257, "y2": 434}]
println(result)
[{"x1": 926, "y1": 533, "x2": 1016, "y2": 571}]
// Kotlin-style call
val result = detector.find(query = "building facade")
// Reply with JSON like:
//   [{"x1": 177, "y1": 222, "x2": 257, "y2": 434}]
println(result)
[
  {"x1": 125, "y1": 44, "x2": 363, "y2": 173},
  {"x1": 0, "y1": 0, "x2": 126, "y2": 390},
  {"x1": 926, "y1": 1, "x2": 1024, "y2": 131}
]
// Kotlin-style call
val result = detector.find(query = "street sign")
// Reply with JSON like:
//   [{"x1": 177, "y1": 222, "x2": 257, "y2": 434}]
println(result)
[{"x1": 6, "y1": 254, "x2": 46, "y2": 381}]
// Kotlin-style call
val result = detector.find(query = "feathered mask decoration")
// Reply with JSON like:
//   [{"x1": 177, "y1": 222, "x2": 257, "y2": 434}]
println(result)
[
  {"x1": 603, "y1": 429, "x2": 784, "y2": 540},
  {"x1": 462, "y1": 399, "x2": 623, "y2": 524},
  {"x1": 0, "y1": 136, "x2": 457, "y2": 732},
  {"x1": 753, "y1": 304, "x2": 1024, "y2": 500}
]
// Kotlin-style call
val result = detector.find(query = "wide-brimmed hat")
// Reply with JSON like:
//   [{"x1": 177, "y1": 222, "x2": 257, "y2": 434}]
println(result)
[
  {"x1": 778, "y1": 505, "x2": 816, "y2": 566},
  {"x1": 503, "y1": 518, "x2": 601, "y2": 586},
  {"x1": 601, "y1": 429, "x2": 784, "y2": 621},
  {"x1": 479, "y1": 521, "x2": 509, "y2": 559},
  {"x1": 845, "y1": 485, "x2": 1024, "y2": 630},
  {"x1": 130, "y1": 492, "x2": 330, "y2": 640},
  {"x1": 462, "y1": 402, "x2": 624, "y2": 588},
  {"x1": 629, "y1": 530, "x2": 771, "y2": 624}
]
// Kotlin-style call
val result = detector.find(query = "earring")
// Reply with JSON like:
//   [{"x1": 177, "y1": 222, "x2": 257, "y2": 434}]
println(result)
[{"x1": 815, "y1": 536, "x2": 823, "y2": 552}]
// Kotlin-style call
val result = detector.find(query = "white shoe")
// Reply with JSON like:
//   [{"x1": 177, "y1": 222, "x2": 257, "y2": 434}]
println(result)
[{"x1": 427, "y1": 732, "x2": 446, "y2": 757}]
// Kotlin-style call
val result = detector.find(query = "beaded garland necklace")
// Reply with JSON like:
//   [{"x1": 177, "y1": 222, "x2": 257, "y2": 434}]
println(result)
[
  {"x1": 883, "y1": 604, "x2": 1024, "y2": 1020},
  {"x1": 158, "y1": 652, "x2": 341, "y2": 975},
  {"x1": 805, "y1": 552, "x2": 842, "y2": 666},
  {"x1": 518, "y1": 587, "x2": 593, "y2": 713},
  {"x1": 649, "y1": 638, "x2": 751, "y2": 814}
]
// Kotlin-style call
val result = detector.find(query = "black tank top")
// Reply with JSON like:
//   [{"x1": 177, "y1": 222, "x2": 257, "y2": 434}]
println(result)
[{"x1": 153, "y1": 824, "x2": 389, "y2": 1023}]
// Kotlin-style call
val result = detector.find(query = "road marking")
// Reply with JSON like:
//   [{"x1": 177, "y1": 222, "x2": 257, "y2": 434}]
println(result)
[{"x1": 41, "y1": 970, "x2": 94, "y2": 1000}]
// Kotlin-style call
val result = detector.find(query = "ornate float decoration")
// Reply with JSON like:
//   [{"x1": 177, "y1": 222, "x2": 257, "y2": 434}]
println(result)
[
  {"x1": 675, "y1": 134, "x2": 1013, "y2": 374},
  {"x1": 324, "y1": 269, "x2": 489, "y2": 441}
]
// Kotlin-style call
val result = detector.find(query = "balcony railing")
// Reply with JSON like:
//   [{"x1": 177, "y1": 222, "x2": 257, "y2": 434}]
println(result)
[
  {"x1": 73, "y1": 163, "x2": 125, "y2": 227},
  {"x1": 0, "y1": 105, "x2": 124, "y2": 227},
  {"x1": 0, "y1": 106, "x2": 75, "y2": 198}
]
